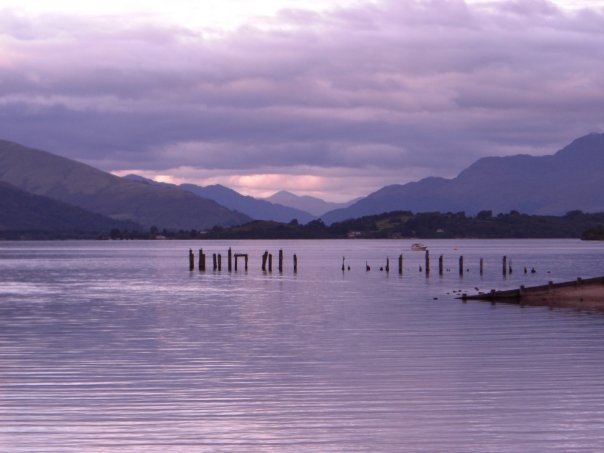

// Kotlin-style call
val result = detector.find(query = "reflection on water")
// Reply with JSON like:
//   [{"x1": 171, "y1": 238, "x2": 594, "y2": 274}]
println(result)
[{"x1": 1, "y1": 239, "x2": 604, "y2": 451}]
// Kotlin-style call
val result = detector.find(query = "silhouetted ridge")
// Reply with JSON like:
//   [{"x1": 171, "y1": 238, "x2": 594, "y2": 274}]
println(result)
[{"x1": 322, "y1": 133, "x2": 604, "y2": 223}]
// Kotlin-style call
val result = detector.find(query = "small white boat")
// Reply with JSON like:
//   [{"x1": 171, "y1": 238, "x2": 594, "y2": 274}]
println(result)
[{"x1": 411, "y1": 243, "x2": 428, "y2": 251}]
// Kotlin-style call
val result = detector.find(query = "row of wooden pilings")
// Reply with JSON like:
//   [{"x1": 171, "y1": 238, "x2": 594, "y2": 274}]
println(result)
[
  {"x1": 345, "y1": 251, "x2": 514, "y2": 276},
  {"x1": 189, "y1": 248, "x2": 515, "y2": 276},
  {"x1": 417, "y1": 251, "x2": 513, "y2": 276},
  {"x1": 189, "y1": 248, "x2": 298, "y2": 273}
]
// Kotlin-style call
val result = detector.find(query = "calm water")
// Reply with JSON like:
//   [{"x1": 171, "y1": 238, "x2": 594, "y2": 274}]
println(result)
[{"x1": 1, "y1": 239, "x2": 604, "y2": 452}]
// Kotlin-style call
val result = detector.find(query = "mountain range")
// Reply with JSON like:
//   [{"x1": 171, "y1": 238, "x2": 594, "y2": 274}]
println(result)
[
  {"x1": 0, "y1": 140, "x2": 249, "y2": 230},
  {"x1": 0, "y1": 133, "x2": 602, "y2": 234},
  {"x1": 122, "y1": 175, "x2": 315, "y2": 224},
  {"x1": 178, "y1": 184, "x2": 315, "y2": 224},
  {"x1": 265, "y1": 191, "x2": 356, "y2": 217},
  {"x1": 322, "y1": 133, "x2": 604, "y2": 223}
]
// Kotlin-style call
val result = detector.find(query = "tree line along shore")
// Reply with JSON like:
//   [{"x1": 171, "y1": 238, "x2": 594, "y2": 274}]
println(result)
[{"x1": 2, "y1": 210, "x2": 604, "y2": 241}]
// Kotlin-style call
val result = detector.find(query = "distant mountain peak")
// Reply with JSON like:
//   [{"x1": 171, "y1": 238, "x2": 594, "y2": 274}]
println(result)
[
  {"x1": 123, "y1": 174, "x2": 156, "y2": 184},
  {"x1": 271, "y1": 190, "x2": 295, "y2": 197},
  {"x1": 266, "y1": 190, "x2": 356, "y2": 217},
  {"x1": 180, "y1": 183, "x2": 315, "y2": 224}
]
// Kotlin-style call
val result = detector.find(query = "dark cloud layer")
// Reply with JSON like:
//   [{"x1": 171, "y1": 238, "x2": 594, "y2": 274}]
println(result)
[{"x1": 0, "y1": 1, "x2": 603, "y2": 199}]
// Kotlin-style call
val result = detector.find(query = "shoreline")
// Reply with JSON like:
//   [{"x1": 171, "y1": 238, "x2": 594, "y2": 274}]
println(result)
[{"x1": 461, "y1": 276, "x2": 604, "y2": 311}]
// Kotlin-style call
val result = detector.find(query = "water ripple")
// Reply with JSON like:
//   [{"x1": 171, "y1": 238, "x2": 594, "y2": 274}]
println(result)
[{"x1": 1, "y1": 239, "x2": 604, "y2": 451}]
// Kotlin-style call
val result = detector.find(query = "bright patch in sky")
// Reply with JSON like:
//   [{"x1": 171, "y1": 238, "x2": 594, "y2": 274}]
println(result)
[
  {"x1": 2, "y1": 1, "x2": 603, "y2": 30},
  {"x1": 0, "y1": 0, "x2": 365, "y2": 30}
]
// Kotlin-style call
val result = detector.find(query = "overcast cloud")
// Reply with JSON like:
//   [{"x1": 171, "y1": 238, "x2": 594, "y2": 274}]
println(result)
[{"x1": 0, "y1": 0, "x2": 603, "y2": 200}]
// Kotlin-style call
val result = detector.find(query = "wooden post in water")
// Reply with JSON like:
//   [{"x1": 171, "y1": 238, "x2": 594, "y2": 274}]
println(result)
[
  {"x1": 480, "y1": 258, "x2": 484, "y2": 275},
  {"x1": 278, "y1": 249, "x2": 283, "y2": 273},
  {"x1": 386, "y1": 257, "x2": 390, "y2": 273},
  {"x1": 217, "y1": 254, "x2": 222, "y2": 271},
  {"x1": 245, "y1": 254, "x2": 248, "y2": 271},
  {"x1": 268, "y1": 253, "x2": 273, "y2": 272},
  {"x1": 228, "y1": 247, "x2": 232, "y2": 272},
  {"x1": 398, "y1": 254, "x2": 403, "y2": 275},
  {"x1": 189, "y1": 249, "x2": 194, "y2": 271},
  {"x1": 503, "y1": 256, "x2": 508, "y2": 276},
  {"x1": 425, "y1": 250, "x2": 430, "y2": 275},
  {"x1": 459, "y1": 255, "x2": 464, "y2": 276},
  {"x1": 212, "y1": 253, "x2": 217, "y2": 270},
  {"x1": 199, "y1": 249, "x2": 206, "y2": 271},
  {"x1": 262, "y1": 251, "x2": 268, "y2": 271},
  {"x1": 293, "y1": 254, "x2": 298, "y2": 273},
  {"x1": 439, "y1": 255, "x2": 444, "y2": 275}
]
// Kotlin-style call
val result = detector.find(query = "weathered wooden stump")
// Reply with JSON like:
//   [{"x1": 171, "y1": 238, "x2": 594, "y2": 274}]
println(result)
[
  {"x1": 293, "y1": 254, "x2": 298, "y2": 273},
  {"x1": 438, "y1": 255, "x2": 444, "y2": 275},
  {"x1": 262, "y1": 251, "x2": 268, "y2": 271},
  {"x1": 459, "y1": 255, "x2": 464, "y2": 276},
  {"x1": 398, "y1": 254, "x2": 403, "y2": 275},
  {"x1": 425, "y1": 250, "x2": 430, "y2": 275},
  {"x1": 198, "y1": 248, "x2": 206, "y2": 271},
  {"x1": 189, "y1": 249, "x2": 194, "y2": 271},
  {"x1": 279, "y1": 249, "x2": 283, "y2": 273}
]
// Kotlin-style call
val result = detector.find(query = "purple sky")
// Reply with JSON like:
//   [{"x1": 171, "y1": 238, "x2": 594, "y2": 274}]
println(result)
[{"x1": 1, "y1": 0, "x2": 603, "y2": 201}]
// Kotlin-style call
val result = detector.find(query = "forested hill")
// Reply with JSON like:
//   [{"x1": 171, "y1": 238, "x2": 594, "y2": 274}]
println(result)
[{"x1": 200, "y1": 210, "x2": 604, "y2": 240}]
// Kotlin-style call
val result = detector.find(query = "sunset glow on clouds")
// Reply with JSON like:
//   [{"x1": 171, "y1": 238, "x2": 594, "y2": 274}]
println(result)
[{"x1": 1, "y1": 0, "x2": 603, "y2": 200}]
